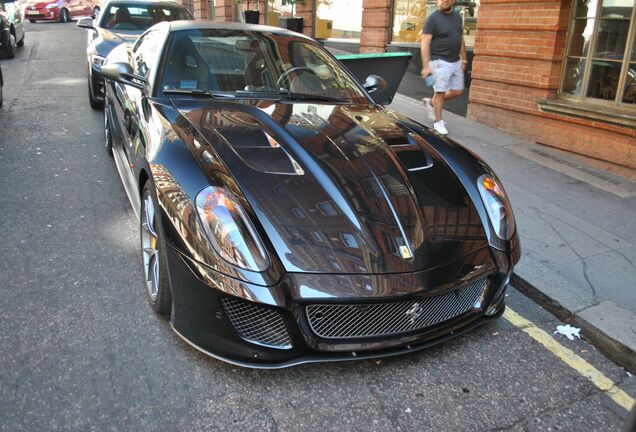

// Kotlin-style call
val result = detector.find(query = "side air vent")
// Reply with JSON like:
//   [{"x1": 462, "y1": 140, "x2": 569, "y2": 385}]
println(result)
[{"x1": 221, "y1": 297, "x2": 293, "y2": 349}]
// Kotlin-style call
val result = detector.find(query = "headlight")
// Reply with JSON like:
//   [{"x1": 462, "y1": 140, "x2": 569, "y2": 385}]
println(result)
[
  {"x1": 477, "y1": 174, "x2": 515, "y2": 240},
  {"x1": 91, "y1": 54, "x2": 105, "y2": 67},
  {"x1": 195, "y1": 186, "x2": 270, "y2": 271},
  {"x1": 45, "y1": 3, "x2": 58, "y2": 9}
]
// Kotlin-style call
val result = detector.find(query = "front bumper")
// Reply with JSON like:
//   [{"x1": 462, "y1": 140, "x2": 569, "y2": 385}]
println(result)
[
  {"x1": 24, "y1": 8, "x2": 59, "y2": 20},
  {"x1": 166, "y1": 242, "x2": 518, "y2": 368}
]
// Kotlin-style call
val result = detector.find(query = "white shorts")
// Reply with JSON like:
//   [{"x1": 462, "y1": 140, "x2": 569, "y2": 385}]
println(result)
[{"x1": 431, "y1": 59, "x2": 464, "y2": 93}]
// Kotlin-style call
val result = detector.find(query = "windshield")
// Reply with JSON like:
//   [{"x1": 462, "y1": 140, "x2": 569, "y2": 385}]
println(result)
[
  {"x1": 100, "y1": 4, "x2": 190, "y2": 31},
  {"x1": 159, "y1": 29, "x2": 370, "y2": 103}
]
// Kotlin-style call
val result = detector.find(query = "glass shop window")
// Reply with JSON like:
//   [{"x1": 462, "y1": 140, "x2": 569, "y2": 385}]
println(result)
[{"x1": 561, "y1": 0, "x2": 636, "y2": 107}]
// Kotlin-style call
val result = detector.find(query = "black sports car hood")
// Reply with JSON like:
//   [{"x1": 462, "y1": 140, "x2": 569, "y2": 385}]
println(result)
[
  {"x1": 175, "y1": 101, "x2": 489, "y2": 274},
  {"x1": 93, "y1": 27, "x2": 142, "y2": 57}
]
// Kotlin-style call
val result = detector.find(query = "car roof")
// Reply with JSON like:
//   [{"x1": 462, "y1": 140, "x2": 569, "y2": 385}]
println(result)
[{"x1": 164, "y1": 20, "x2": 312, "y2": 40}]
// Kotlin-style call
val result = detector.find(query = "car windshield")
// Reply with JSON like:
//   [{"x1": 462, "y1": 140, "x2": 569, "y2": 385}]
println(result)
[
  {"x1": 159, "y1": 29, "x2": 370, "y2": 103},
  {"x1": 100, "y1": 4, "x2": 190, "y2": 31}
]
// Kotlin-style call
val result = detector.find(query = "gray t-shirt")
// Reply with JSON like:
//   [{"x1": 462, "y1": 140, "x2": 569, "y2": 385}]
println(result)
[{"x1": 423, "y1": 10, "x2": 463, "y2": 62}]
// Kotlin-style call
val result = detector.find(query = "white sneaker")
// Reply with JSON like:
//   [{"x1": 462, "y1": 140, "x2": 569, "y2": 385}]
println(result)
[
  {"x1": 433, "y1": 120, "x2": 448, "y2": 135},
  {"x1": 422, "y1": 97, "x2": 435, "y2": 121}
]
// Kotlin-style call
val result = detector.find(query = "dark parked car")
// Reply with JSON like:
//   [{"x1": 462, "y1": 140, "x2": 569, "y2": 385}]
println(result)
[
  {"x1": 77, "y1": 0, "x2": 191, "y2": 109},
  {"x1": 0, "y1": 0, "x2": 25, "y2": 58},
  {"x1": 100, "y1": 21, "x2": 520, "y2": 368}
]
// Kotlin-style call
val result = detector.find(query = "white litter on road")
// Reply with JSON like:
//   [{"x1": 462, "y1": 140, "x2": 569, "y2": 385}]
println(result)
[{"x1": 554, "y1": 324, "x2": 581, "y2": 340}]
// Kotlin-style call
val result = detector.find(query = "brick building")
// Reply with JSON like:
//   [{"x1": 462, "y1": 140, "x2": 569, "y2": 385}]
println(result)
[{"x1": 183, "y1": 0, "x2": 636, "y2": 173}]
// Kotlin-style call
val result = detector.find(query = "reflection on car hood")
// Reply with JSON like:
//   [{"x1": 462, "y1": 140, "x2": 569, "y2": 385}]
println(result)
[
  {"x1": 174, "y1": 100, "x2": 489, "y2": 275},
  {"x1": 93, "y1": 27, "x2": 142, "y2": 57}
]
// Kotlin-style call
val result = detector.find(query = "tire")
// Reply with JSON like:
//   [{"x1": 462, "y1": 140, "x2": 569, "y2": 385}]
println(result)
[
  {"x1": 140, "y1": 181, "x2": 172, "y2": 317},
  {"x1": 59, "y1": 8, "x2": 69, "y2": 23},
  {"x1": 2, "y1": 32, "x2": 15, "y2": 59},
  {"x1": 29, "y1": 19, "x2": 36, "y2": 23},
  {"x1": 88, "y1": 72, "x2": 103, "y2": 109},
  {"x1": 104, "y1": 97, "x2": 113, "y2": 156}
]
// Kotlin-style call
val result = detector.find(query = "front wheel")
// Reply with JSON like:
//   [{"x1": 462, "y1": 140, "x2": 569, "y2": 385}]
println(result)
[
  {"x1": 59, "y1": 8, "x2": 69, "y2": 23},
  {"x1": 104, "y1": 97, "x2": 113, "y2": 156},
  {"x1": 140, "y1": 182, "x2": 172, "y2": 316},
  {"x1": 2, "y1": 32, "x2": 15, "y2": 59},
  {"x1": 88, "y1": 72, "x2": 103, "y2": 110}
]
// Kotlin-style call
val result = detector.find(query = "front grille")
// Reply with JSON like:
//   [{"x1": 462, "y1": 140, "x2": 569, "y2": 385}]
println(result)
[
  {"x1": 221, "y1": 297, "x2": 292, "y2": 349},
  {"x1": 306, "y1": 276, "x2": 488, "y2": 339}
]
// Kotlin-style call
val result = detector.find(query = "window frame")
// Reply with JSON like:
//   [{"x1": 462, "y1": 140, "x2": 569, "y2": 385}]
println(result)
[{"x1": 559, "y1": 0, "x2": 636, "y2": 110}]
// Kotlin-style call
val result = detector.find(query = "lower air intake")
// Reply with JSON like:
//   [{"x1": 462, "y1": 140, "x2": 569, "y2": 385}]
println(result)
[
  {"x1": 306, "y1": 276, "x2": 488, "y2": 339},
  {"x1": 221, "y1": 297, "x2": 292, "y2": 349}
]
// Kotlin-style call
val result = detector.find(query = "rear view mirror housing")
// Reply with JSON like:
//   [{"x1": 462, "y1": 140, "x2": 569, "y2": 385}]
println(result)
[
  {"x1": 363, "y1": 74, "x2": 387, "y2": 94},
  {"x1": 77, "y1": 17, "x2": 94, "y2": 29},
  {"x1": 101, "y1": 62, "x2": 147, "y2": 90}
]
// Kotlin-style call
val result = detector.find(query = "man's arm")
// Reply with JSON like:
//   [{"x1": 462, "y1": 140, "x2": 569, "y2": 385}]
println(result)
[
  {"x1": 460, "y1": 36, "x2": 467, "y2": 70},
  {"x1": 420, "y1": 33, "x2": 433, "y2": 77}
]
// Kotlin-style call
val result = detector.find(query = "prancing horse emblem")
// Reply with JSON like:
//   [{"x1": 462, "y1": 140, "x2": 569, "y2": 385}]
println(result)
[{"x1": 405, "y1": 303, "x2": 423, "y2": 324}]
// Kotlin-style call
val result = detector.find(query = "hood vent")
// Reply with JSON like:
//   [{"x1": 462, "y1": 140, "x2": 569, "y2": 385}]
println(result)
[{"x1": 221, "y1": 126, "x2": 304, "y2": 175}]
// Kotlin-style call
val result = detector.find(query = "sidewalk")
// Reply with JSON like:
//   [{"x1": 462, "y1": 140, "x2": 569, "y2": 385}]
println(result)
[{"x1": 388, "y1": 94, "x2": 636, "y2": 372}]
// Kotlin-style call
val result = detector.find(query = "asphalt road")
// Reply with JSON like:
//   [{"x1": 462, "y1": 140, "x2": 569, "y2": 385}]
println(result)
[{"x1": 0, "y1": 22, "x2": 634, "y2": 431}]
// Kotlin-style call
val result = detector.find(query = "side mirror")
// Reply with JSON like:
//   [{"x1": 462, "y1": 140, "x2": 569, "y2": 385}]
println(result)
[
  {"x1": 77, "y1": 17, "x2": 94, "y2": 29},
  {"x1": 363, "y1": 74, "x2": 387, "y2": 94},
  {"x1": 101, "y1": 62, "x2": 147, "y2": 90}
]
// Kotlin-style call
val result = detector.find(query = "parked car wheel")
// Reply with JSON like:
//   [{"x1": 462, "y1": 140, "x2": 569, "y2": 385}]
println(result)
[
  {"x1": 59, "y1": 8, "x2": 69, "y2": 23},
  {"x1": 140, "y1": 182, "x2": 172, "y2": 316},
  {"x1": 2, "y1": 32, "x2": 15, "y2": 59},
  {"x1": 104, "y1": 97, "x2": 113, "y2": 156},
  {"x1": 29, "y1": 19, "x2": 36, "y2": 23},
  {"x1": 88, "y1": 72, "x2": 103, "y2": 109}
]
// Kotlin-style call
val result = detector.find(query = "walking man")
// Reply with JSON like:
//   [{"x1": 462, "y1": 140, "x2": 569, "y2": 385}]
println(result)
[{"x1": 420, "y1": 0, "x2": 467, "y2": 135}]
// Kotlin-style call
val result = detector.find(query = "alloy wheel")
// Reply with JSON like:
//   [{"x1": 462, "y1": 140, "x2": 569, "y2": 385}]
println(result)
[{"x1": 141, "y1": 193, "x2": 160, "y2": 301}]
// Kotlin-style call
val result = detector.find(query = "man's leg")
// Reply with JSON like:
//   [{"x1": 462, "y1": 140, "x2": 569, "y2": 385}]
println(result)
[
  {"x1": 444, "y1": 89, "x2": 463, "y2": 100},
  {"x1": 432, "y1": 91, "x2": 445, "y2": 122}
]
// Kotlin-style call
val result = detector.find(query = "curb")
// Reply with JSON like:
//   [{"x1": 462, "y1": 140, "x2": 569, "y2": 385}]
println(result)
[{"x1": 511, "y1": 272, "x2": 636, "y2": 374}]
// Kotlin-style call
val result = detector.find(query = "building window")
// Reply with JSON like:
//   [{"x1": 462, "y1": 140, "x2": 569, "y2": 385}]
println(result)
[
  {"x1": 291, "y1": 207, "x2": 306, "y2": 219},
  {"x1": 339, "y1": 233, "x2": 359, "y2": 248},
  {"x1": 310, "y1": 231, "x2": 326, "y2": 243},
  {"x1": 315, "y1": 0, "x2": 363, "y2": 40},
  {"x1": 391, "y1": 1, "x2": 480, "y2": 46},
  {"x1": 561, "y1": 0, "x2": 636, "y2": 107},
  {"x1": 316, "y1": 200, "x2": 338, "y2": 216}
]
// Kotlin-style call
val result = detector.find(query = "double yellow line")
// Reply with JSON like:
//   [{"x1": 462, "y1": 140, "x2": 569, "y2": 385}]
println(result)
[{"x1": 503, "y1": 308, "x2": 635, "y2": 412}]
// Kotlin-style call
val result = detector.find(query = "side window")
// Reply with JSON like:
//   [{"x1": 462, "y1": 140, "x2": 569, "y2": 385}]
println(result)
[{"x1": 133, "y1": 31, "x2": 164, "y2": 78}]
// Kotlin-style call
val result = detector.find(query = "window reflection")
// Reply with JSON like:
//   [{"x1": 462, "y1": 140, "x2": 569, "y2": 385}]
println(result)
[
  {"x1": 391, "y1": 1, "x2": 480, "y2": 47},
  {"x1": 315, "y1": 0, "x2": 363, "y2": 40}
]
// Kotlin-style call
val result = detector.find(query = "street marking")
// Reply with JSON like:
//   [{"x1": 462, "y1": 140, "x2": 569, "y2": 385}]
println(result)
[{"x1": 503, "y1": 307, "x2": 635, "y2": 412}]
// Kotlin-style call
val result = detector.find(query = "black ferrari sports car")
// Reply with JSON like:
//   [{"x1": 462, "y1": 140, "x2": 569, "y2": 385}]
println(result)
[{"x1": 100, "y1": 21, "x2": 520, "y2": 368}]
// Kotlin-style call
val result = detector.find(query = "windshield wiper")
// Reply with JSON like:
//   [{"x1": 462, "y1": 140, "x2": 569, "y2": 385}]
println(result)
[
  {"x1": 278, "y1": 90, "x2": 347, "y2": 103},
  {"x1": 162, "y1": 89, "x2": 238, "y2": 99}
]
